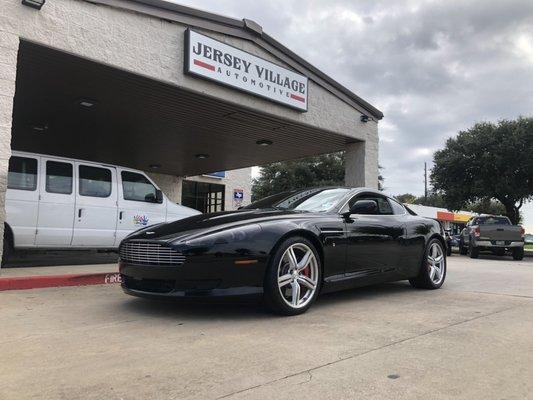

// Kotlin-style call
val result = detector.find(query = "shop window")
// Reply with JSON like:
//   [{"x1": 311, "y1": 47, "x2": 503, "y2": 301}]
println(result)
[
  {"x1": 79, "y1": 165, "x2": 111, "y2": 198},
  {"x1": 182, "y1": 180, "x2": 225, "y2": 213},
  {"x1": 46, "y1": 161, "x2": 73, "y2": 194},
  {"x1": 7, "y1": 156, "x2": 37, "y2": 191}
]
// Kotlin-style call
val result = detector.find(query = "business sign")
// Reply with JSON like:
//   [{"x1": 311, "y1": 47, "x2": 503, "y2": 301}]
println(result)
[{"x1": 185, "y1": 29, "x2": 309, "y2": 111}]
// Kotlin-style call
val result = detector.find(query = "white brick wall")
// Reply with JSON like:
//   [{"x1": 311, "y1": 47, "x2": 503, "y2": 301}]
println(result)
[{"x1": 0, "y1": 26, "x2": 18, "y2": 262}]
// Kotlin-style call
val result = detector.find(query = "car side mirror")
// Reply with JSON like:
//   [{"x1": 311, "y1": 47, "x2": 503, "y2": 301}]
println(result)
[
  {"x1": 145, "y1": 190, "x2": 163, "y2": 204},
  {"x1": 155, "y1": 189, "x2": 163, "y2": 204},
  {"x1": 349, "y1": 199, "x2": 378, "y2": 215}
]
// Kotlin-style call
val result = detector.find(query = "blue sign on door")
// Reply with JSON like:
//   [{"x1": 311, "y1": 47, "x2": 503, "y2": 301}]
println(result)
[{"x1": 233, "y1": 189, "x2": 244, "y2": 200}]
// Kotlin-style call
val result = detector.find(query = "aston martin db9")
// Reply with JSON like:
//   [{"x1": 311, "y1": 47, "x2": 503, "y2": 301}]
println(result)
[{"x1": 119, "y1": 187, "x2": 446, "y2": 315}]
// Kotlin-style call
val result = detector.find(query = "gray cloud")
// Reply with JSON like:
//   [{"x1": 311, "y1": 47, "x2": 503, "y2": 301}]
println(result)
[{"x1": 173, "y1": 0, "x2": 533, "y2": 226}]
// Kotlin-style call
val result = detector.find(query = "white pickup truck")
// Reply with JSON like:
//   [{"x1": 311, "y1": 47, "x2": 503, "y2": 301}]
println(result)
[
  {"x1": 3, "y1": 151, "x2": 200, "y2": 262},
  {"x1": 459, "y1": 215, "x2": 525, "y2": 260}
]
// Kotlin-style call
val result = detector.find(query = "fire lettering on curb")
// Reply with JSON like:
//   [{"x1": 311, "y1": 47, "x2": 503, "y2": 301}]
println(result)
[{"x1": 104, "y1": 273, "x2": 122, "y2": 284}]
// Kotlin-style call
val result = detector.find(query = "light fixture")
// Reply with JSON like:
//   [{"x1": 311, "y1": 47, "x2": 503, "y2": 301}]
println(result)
[
  {"x1": 31, "y1": 123, "x2": 48, "y2": 133},
  {"x1": 75, "y1": 98, "x2": 99, "y2": 109},
  {"x1": 195, "y1": 153, "x2": 209, "y2": 159},
  {"x1": 360, "y1": 115, "x2": 369, "y2": 123},
  {"x1": 149, "y1": 164, "x2": 161, "y2": 170},
  {"x1": 21, "y1": 0, "x2": 45, "y2": 10},
  {"x1": 256, "y1": 139, "x2": 273, "y2": 146}
]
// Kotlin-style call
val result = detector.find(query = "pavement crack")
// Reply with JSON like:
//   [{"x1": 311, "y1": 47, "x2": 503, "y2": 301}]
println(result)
[{"x1": 216, "y1": 305, "x2": 516, "y2": 399}]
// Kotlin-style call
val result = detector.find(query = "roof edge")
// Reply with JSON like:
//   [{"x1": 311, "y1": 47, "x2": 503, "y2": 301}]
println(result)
[{"x1": 84, "y1": 0, "x2": 384, "y2": 120}]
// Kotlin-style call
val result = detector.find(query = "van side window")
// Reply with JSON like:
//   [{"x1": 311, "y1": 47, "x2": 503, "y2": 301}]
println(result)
[
  {"x1": 79, "y1": 165, "x2": 111, "y2": 198},
  {"x1": 8, "y1": 156, "x2": 37, "y2": 191},
  {"x1": 121, "y1": 171, "x2": 158, "y2": 203},
  {"x1": 46, "y1": 161, "x2": 73, "y2": 194}
]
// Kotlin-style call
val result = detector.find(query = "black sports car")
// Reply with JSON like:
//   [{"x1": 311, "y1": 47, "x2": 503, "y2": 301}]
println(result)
[{"x1": 119, "y1": 187, "x2": 447, "y2": 315}]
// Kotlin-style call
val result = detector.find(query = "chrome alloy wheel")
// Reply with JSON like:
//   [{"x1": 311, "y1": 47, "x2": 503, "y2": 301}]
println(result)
[
  {"x1": 427, "y1": 242, "x2": 446, "y2": 285},
  {"x1": 277, "y1": 243, "x2": 319, "y2": 309}
]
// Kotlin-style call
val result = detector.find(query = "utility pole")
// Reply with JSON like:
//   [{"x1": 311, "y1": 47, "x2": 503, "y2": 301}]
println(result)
[{"x1": 424, "y1": 162, "x2": 428, "y2": 202}]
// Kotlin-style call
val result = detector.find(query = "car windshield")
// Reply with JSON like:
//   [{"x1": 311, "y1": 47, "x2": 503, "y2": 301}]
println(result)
[
  {"x1": 476, "y1": 216, "x2": 511, "y2": 225},
  {"x1": 243, "y1": 188, "x2": 351, "y2": 212}
]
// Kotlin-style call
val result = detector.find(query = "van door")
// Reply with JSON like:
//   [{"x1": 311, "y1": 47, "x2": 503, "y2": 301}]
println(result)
[
  {"x1": 35, "y1": 158, "x2": 75, "y2": 246},
  {"x1": 5, "y1": 155, "x2": 40, "y2": 247},
  {"x1": 71, "y1": 163, "x2": 118, "y2": 247},
  {"x1": 115, "y1": 169, "x2": 166, "y2": 246}
]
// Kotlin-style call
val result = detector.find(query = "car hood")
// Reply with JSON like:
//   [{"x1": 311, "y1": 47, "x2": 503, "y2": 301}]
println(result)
[{"x1": 126, "y1": 209, "x2": 314, "y2": 242}]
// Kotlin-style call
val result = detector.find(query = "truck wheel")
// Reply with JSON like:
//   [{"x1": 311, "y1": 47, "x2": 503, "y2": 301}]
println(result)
[
  {"x1": 468, "y1": 242, "x2": 479, "y2": 259},
  {"x1": 459, "y1": 238, "x2": 468, "y2": 255},
  {"x1": 512, "y1": 247, "x2": 524, "y2": 261}
]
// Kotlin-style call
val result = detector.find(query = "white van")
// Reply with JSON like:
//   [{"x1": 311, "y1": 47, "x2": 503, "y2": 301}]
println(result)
[{"x1": 3, "y1": 151, "x2": 200, "y2": 261}]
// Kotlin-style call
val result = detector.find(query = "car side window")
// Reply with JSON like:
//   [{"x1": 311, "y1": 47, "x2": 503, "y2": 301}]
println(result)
[
  {"x1": 347, "y1": 194, "x2": 394, "y2": 215},
  {"x1": 389, "y1": 198, "x2": 406, "y2": 215},
  {"x1": 46, "y1": 161, "x2": 73, "y2": 194},
  {"x1": 121, "y1": 171, "x2": 158, "y2": 203},
  {"x1": 79, "y1": 165, "x2": 112, "y2": 198},
  {"x1": 7, "y1": 156, "x2": 38, "y2": 191}
]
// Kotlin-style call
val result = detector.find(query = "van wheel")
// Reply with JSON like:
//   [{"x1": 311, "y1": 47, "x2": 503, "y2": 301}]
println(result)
[
  {"x1": 2, "y1": 228, "x2": 12, "y2": 265},
  {"x1": 512, "y1": 247, "x2": 524, "y2": 261}
]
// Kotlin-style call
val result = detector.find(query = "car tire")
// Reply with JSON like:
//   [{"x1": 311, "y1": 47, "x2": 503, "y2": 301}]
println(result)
[
  {"x1": 512, "y1": 247, "x2": 524, "y2": 261},
  {"x1": 459, "y1": 238, "x2": 468, "y2": 255},
  {"x1": 263, "y1": 236, "x2": 322, "y2": 316},
  {"x1": 468, "y1": 241, "x2": 479, "y2": 259},
  {"x1": 2, "y1": 226, "x2": 12, "y2": 266},
  {"x1": 409, "y1": 238, "x2": 447, "y2": 290}
]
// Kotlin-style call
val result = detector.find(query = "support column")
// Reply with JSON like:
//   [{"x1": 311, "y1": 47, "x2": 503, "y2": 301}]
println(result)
[
  {"x1": 345, "y1": 136, "x2": 379, "y2": 189},
  {"x1": 0, "y1": 32, "x2": 19, "y2": 267}
]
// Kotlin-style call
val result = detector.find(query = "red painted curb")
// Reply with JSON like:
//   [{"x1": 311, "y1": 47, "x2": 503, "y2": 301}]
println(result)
[{"x1": 0, "y1": 272, "x2": 121, "y2": 291}]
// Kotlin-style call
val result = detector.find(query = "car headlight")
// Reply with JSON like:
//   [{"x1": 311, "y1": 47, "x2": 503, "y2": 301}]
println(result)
[{"x1": 184, "y1": 224, "x2": 262, "y2": 247}]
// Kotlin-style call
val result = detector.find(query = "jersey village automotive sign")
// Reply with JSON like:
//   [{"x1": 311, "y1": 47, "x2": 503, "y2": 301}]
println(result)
[{"x1": 185, "y1": 29, "x2": 309, "y2": 111}]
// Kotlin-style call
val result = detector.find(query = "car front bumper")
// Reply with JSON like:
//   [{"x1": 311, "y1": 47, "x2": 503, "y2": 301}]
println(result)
[{"x1": 119, "y1": 259, "x2": 265, "y2": 300}]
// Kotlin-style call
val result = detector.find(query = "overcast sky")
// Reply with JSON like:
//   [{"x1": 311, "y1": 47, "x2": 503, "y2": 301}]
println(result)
[{"x1": 175, "y1": 0, "x2": 533, "y2": 230}]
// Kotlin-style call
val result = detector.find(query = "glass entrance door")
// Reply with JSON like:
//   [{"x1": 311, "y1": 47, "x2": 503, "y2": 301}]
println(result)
[{"x1": 182, "y1": 180, "x2": 225, "y2": 213}]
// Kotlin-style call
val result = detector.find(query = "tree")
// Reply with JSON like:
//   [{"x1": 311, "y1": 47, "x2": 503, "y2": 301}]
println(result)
[
  {"x1": 431, "y1": 117, "x2": 533, "y2": 224},
  {"x1": 467, "y1": 199, "x2": 507, "y2": 217},
  {"x1": 252, "y1": 152, "x2": 345, "y2": 201},
  {"x1": 394, "y1": 192, "x2": 446, "y2": 208},
  {"x1": 395, "y1": 193, "x2": 417, "y2": 204},
  {"x1": 252, "y1": 153, "x2": 385, "y2": 201}
]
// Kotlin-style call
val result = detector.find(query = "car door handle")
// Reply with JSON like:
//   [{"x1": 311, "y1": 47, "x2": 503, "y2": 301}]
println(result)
[
  {"x1": 78, "y1": 208, "x2": 83, "y2": 218},
  {"x1": 119, "y1": 211, "x2": 124, "y2": 220}
]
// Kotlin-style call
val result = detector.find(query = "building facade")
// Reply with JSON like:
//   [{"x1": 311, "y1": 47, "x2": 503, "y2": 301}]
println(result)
[{"x1": 0, "y1": 0, "x2": 382, "y2": 259}]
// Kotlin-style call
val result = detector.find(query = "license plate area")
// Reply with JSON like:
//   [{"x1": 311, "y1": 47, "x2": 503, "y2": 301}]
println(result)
[{"x1": 495, "y1": 240, "x2": 505, "y2": 246}]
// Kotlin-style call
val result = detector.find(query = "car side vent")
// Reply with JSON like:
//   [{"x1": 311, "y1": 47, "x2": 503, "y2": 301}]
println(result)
[{"x1": 119, "y1": 242, "x2": 186, "y2": 266}]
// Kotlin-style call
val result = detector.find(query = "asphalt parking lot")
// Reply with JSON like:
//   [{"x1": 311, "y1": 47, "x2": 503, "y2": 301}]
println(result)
[{"x1": 2, "y1": 255, "x2": 532, "y2": 400}]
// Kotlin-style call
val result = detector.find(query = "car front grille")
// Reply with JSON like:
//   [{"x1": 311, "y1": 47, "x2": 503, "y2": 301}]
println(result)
[{"x1": 119, "y1": 241, "x2": 186, "y2": 266}]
